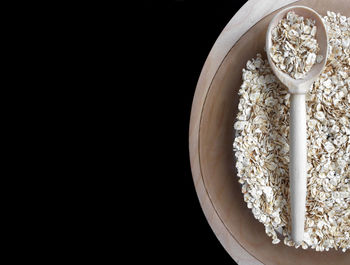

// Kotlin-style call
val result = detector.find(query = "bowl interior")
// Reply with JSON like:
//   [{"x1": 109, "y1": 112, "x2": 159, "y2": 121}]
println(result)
[{"x1": 199, "y1": 1, "x2": 350, "y2": 264}]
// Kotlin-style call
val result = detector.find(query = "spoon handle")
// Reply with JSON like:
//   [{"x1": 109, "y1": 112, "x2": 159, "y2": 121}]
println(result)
[{"x1": 289, "y1": 93, "x2": 307, "y2": 244}]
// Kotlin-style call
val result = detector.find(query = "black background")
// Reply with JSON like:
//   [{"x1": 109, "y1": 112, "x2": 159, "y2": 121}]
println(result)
[{"x1": 142, "y1": 1, "x2": 247, "y2": 264}]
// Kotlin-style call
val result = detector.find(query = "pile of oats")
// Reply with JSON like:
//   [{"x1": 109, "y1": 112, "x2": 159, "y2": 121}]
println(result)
[
  {"x1": 270, "y1": 11, "x2": 324, "y2": 79},
  {"x1": 233, "y1": 11, "x2": 350, "y2": 251}
]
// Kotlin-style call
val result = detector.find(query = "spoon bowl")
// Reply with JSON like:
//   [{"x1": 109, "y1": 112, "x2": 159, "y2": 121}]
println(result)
[{"x1": 266, "y1": 6, "x2": 329, "y2": 94}]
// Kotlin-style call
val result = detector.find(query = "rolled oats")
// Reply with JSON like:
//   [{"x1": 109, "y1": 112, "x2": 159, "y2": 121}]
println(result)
[
  {"x1": 233, "y1": 11, "x2": 350, "y2": 251},
  {"x1": 270, "y1": 11, "x2": 322, "y2": 79}
]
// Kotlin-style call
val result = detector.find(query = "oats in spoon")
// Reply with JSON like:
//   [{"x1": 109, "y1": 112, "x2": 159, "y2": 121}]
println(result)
[{"x1": 270, "y1": 11, "x2": 324, "y2": 79}]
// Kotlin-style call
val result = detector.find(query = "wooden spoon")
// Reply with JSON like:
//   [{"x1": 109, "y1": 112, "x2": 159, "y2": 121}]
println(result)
[{"x1": 266, "y1": 6, "x2": 329, "y2": 244}]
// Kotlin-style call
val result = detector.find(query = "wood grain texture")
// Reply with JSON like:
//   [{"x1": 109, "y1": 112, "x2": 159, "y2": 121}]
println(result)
[{"x1": 189, "y1": 0, "x2": 350, "y2": 264}]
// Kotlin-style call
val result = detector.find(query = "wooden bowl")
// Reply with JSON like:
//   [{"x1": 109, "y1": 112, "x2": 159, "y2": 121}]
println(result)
[{"x1": 189, "y1": 0, "x2": 350, "y2": 264}]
